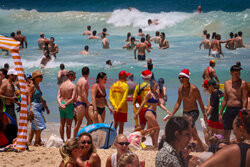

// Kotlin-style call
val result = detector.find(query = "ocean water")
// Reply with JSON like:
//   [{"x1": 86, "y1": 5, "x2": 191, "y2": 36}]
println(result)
[{"x1": 0, "y1": 1, "x2": 250, "y2": 133}]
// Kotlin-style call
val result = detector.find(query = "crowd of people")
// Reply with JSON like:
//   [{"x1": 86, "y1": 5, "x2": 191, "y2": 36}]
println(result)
[{"x1": 0, "y1": 24, "x2": 249, "y2": 167}]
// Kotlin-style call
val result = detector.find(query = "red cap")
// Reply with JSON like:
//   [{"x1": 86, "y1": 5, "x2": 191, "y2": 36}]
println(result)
[
  {"x1": 209, "y1": 60, "x2": 215, "y2": 65},
  {"x1": 119, "y1": 71, "x2": 131, "y2": 77}
]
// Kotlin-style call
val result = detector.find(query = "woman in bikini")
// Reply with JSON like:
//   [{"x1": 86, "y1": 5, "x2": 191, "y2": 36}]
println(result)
[
  {"x1": 145, "y1": 34, "x2": 153, "y2": 49},
  {"x1": 88, "y1": 72, "x2": 113, "y2": 123},
  {"x1": 134, "y1": 80, "x2": 170, "y2": 148}
]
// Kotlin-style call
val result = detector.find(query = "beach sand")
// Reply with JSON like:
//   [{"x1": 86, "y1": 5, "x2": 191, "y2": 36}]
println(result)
[{"x1": 0, "y1": 146, "x2": 157, "y2": 167}]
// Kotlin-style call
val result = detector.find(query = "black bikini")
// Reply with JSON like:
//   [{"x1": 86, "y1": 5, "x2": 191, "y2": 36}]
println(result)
[{"x1": 238, "y1": 143, "x2": 250, "y2": 167}]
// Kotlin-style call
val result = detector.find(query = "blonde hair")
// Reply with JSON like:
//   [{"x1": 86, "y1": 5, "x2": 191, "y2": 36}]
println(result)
[
  {"x1": 117, "y1": 152, "x2": 139, "y2": 167},
  {"x1": 59, "y1": 138, "x2": 79, "y2": 167},
  {"x1": 115, "y1": 134, "x2": 127, "y2": 143}
]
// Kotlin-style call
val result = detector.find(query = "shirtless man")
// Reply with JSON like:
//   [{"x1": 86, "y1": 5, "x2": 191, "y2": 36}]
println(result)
[
  {"x1": 0, "y1": 69, "x2": 19, "y2": 121},
  {"x1": 199, "y1": 34, "x2": 211, "y2": 50},
  {"x1": 225, "y1": 32, "x2": 236, "y2": 50},
  {"x1": 197, "y1": 6, "x2": 202, "y2": 13},
  {"x1": 235, "y1": 31, "x2": 245, "y2": 48},
  {"x1": 209, "y1": 34, "x2": 224, "y2": 58},
  {"x1": 219, "y1": 65, "x2": 248, "y2": 141},
  {"x1": 170, "y1": 69, "x2": 207, "y2": 140},
  {"x1": 82, "y1": 25, "x2": 92, "y2": 35},
  {"x1": 57, "y1": 64, "x2": 68, "y2": 85},
  {"x1": 15, "y1": 30, "x2": 27, "y2": 48},
  {"x1": 80, "y1": 45, "x2": 90, "y2": 55},
  {"x1": 159, "y1": 32, "x2": 169, "y2": 49},
  {"x1": 57, "y1": 71, "x2": 76, "y2": 141},
  {"x1": 123, "y1": 37, "x2": 136, "y2": 49},
  {"x1": 102, "y1": 33, "x2": 109, "y2": 49},
  {"x1": 148, "y1": 19, "x2": 159, "y2": 25},
  {"x1": 202, "y1": 30, "x2": 207, "y2": 38},
  {"x1": 48, "y1": 37, "x2": 59, "y2": 58},
  {"x1": 37, "y1": 33, "x2": 46, "y2": 50},
  {"x1": 150, "y1": 31, "x2": 161, "y2": 44},
  {"x1": 137, "y1": 29, "x2": 145, "y2": 37},
  {"x1": 88, "y1": 30, "x2": 100, "y2": 39},
  {"x1": 40, "y1": 49, "x2": 52, "y2": 68},
  {"x1": 73, "y1": 66, "x2": 91, "y2": 137},
  {"x1": 127, "y1": 74, "x2": 137, "y2": 102},
  {"x1": 134, "y1": 37, "x2": 150, "y2": 61},
  {"x1": 98, "y1": 28, "x2": 109, "y2": 37},
  {"x1": 202, "y1": 60, "x2": 220, "y2": 89}
]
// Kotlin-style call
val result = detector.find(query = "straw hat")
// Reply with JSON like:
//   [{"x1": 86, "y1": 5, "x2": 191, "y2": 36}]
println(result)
[{"x1": 32, "y1": 70, "x2": 44, "y2": 79}]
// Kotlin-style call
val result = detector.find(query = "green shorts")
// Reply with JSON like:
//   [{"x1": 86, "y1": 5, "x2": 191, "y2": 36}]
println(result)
[{"x1": 59, "y1": 101, "x2": 74, "y2": 119}]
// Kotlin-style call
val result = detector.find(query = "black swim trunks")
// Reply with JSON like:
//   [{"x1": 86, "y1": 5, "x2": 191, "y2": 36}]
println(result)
[
  {"x1": 223, "y1": 107, "x2": 241, "y2": 130},
  {"x1": 138, "y1": 55, "x2": 145, "y2": 61},
  {"x1": 183, "y1": 110, "x2": 199, "y2": 127}
]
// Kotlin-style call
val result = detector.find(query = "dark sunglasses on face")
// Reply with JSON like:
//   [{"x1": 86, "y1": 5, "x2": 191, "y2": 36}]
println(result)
[
  {"x1": 178, "y1": 76, "x2": 185, "y2": 79},
  {"x1": 81, "y1": 140, "x2": 92, "y2": 145},
  {"x1": 118, "y1": 142, "x2": 130, "y2": 146}
]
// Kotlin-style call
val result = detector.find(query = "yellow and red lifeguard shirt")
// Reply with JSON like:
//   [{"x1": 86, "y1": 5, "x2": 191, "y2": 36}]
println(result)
[{"x1": 109, "y1": 80, "x2": 129, "y2": 113}]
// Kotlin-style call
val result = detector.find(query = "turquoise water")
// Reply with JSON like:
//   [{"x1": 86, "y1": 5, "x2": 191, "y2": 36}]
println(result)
[{"x1": 0, "y1": 8, "x2": 250, "y2": 131}]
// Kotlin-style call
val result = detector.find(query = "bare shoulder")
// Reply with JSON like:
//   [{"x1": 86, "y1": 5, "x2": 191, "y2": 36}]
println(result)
[
  {"x1": 90, "y1": 152, "x2": 101, "y2": 160},
  {"x1": 190, "y1": 83, "x2": 198, "y2": 90}
]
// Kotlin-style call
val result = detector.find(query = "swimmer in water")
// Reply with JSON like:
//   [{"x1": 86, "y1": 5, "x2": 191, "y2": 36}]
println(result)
[
  {"x1": 123, "y1": 37, "x2": 137, "y2": 50},
  {"x1": 199, "y1": 34, "x2": 211, "y2": 50},
  {"x1": 98, "y1": 28, "x2": 109, "y2": 37},
  {"x1": 137, "y1": 28, "x2": 145, "y2": 37},
  {"x1": 225, "y1": 32, "x2": 236, "y2": 50},
  {"x1": 82, "y1": 25, "x2": 92, "y2": 35},
  {"x1": 106, "y1": 60, "x2": 112, "y2": 67},
  {"x1": 197, "y1": 6, "x2": 202, "y2": 13},
  {"x1": 159, "y1": 32, "x2": 169, "y2": 49},
  {"x1": 102, "y1": 33, "x2": 109, "y2": 49},
  {"x1": 88, "y1": 30, "x2": 100, "y2": 39},
  {"x1": 150, "y1": 31, "x2": 161, "y2": 44},
  {"x1": 80, "y1": 45, "x2": 90, "y2": 55},
  {"x1": 148, "y1": 19, "x2": 159, "y2": 25}
]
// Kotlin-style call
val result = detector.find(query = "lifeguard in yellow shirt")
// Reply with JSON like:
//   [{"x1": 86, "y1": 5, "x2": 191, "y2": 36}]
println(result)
[
  {"x1": 133, "y1": 70, "x2": 152, "y2": 129},
  {"x1": 109, "y1": 71, "x2": 130, "y2": 134}
]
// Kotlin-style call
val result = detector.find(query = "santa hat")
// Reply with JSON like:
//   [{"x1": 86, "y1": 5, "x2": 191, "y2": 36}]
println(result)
[
  {"x1": 141, "y1": 70, "x2": 152, "y2": 79},
  {"x1": 179, "y1": 69, "x2": 190, "y2": 78}
]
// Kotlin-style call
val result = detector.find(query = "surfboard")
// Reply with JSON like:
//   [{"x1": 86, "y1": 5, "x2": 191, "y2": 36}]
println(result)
[{"x1": 77, "y1": 123, "x2": 117, "y2": 149}]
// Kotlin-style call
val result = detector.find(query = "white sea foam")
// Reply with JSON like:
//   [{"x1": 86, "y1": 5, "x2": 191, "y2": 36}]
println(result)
[{"x1": 107, "y1": 9, "x2": 194, "y2": 31}]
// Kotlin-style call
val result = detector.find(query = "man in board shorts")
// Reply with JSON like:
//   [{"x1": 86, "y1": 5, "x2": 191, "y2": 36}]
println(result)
[
  {"x1": 219, "y1": 64, "x2": 248, "y2": 141},
  {"x1": 57, "y1": 71, "x2": 76, "y2": 141},
  {"x1": 170, "y1": 69, "x2": 207, "y2": 139}
]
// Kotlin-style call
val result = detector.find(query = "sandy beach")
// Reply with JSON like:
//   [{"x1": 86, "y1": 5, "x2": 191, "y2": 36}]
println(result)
[{"x1": 0, "y1": 146, "x2": 157, "y2": 167}]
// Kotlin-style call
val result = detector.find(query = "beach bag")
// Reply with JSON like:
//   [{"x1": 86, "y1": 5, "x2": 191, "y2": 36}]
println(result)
[{"x1": 45, "y1": 134, "x2": 64, "y2": 148}]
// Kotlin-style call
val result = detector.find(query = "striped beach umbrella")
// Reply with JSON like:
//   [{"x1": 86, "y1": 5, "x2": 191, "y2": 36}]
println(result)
[{"x1": 0, "y1": 35, "x2": 28, "y2": 151}]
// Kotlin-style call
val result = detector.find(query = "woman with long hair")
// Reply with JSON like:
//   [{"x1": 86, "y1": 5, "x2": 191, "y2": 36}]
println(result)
[
  {"x1": 59, "y1": 138, "x2": 82, "y2": 167},
  {"x1": 88, "y1": 72, "x2": 113, "y2": 123},
  {"x1": 156, "y1": 116, "x2": 199, "y2": 167},
  {"x1": 76, "y1": 132, "x2": 101, "y2": 167},
  {"x1": 158, "y1": 78, "x2": 167, "y2": 105},
  {"x1": 135, "y1": 80, "x2": 170, "y2": 148},
  {"x1": 27, "y1": 70, "x2": 50, "y2": 146},
  {"x1": 200, "y1": 111, "x2": 250, "y2": 167}
]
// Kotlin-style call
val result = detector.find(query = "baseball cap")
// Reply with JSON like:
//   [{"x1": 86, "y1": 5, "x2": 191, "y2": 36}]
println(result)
[
  {"x1": 230, "y1": 65, "x2": 243, "y2": 71},
  {"x1": 119, "y1": 71, "x2": 131, "y2": 77}
]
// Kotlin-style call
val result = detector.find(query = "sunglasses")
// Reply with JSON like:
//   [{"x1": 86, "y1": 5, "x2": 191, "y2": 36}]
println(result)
[
  {"x1": 118, "y1": 142, "x2": 130, "y2": 146},
  {"x1": 81, "y1": 140, "x2": 92, "y2": 145},
  {"x1": 178, "y1": 76, "x2": 185, "y2": 79}
]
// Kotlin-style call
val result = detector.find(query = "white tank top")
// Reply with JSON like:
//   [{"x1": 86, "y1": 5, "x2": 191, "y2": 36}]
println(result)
[{"x1": 111, "y1": 152, "x2": 117, "y2": 167}]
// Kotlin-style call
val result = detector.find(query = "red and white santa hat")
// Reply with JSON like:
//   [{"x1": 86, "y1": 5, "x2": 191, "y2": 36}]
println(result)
[
  {"x1": 179, "y1": 69, "x2": 190, "y2": 78},
  {"x1": 141, "y1": 70, "x2": 152, "y2": 79}
]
